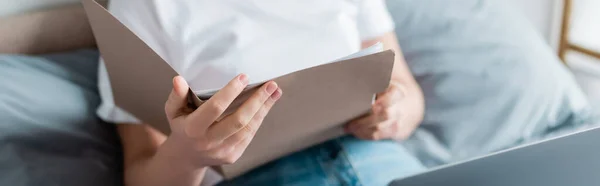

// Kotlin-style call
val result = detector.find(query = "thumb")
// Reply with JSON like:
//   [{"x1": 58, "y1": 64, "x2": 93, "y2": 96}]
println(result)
[{"x1": 165, "y1": 76, "x2": 191, "y2": 120}]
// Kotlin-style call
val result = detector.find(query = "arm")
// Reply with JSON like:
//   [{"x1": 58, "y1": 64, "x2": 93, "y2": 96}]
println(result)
[
  {"x1": 117, "y1": 75, "x2": 282, "y2": 186},
  {"x1": 0, "y1": 4, "x2": 96, "y2": 54},
  {"x1": 117, "y1": 124, "x2": 207, "y2": 186},
  {"x1": 346, "y1": 31, "x2": 425, "y2": 140}
]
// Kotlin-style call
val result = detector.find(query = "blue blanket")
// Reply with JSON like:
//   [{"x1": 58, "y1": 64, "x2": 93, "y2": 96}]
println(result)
[{"x1": 0, "y1": 50, "x2": 122, "y2": 186}]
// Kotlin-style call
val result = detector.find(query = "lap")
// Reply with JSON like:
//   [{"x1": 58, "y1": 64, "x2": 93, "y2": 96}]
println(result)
[{"x1": 218, "y1": 135, "x2": 425, "y2": 186}]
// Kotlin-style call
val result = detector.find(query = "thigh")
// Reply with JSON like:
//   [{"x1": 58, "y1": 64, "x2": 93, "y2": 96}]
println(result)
[
  {"x1": 338, "y1": 136, "x2": 425, "y2": 186},
  {"x1": 218, "y1": 135, "x2": 425, "y2": 186},
  {"x1": 217, "y1": 140, "x2": 333, "y2": 186}
]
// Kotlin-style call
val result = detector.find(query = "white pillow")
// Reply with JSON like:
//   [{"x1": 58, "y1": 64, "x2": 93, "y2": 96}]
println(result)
[{"x1": 387, "y1": 0, "x2": 592, "y2": 167}]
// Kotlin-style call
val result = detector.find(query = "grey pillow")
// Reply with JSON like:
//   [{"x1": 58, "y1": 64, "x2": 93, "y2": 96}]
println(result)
[
  {"x1": 0, "y1": 50, "x2": 122, "y2": 186},
  {"x1": 387, "y1": 0, "x2": 594, "y2": 167}
]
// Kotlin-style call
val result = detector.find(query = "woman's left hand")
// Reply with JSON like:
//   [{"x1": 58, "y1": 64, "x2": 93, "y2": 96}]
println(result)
[{"x1": 344, "y1": 80, "x2": 416, "y2": 141}]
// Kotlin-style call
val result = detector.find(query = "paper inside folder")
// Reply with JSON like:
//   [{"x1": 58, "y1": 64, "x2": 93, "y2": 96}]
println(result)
[{"x1": 193, "y1": 43, "x2": 384, "y2": 99}]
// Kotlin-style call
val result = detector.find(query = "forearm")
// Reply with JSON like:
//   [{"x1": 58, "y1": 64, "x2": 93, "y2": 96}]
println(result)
[
  {"x1": 0, "y1": 4, "x2": 96, "y2": 54},
  {"x1": 125, "y1": 138, "x2": 207, "y2": 186},
  {"x1": 362, "y1": 32, "x2": 425, "y2": 139},
  {"x1": 118, "y1": 124, "x2": 207, "y2": 186}
]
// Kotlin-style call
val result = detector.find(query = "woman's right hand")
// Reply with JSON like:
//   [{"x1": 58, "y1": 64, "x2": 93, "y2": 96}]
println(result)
[{"x1": 160, "y1": 74, "x2": 282, "y2": 168}]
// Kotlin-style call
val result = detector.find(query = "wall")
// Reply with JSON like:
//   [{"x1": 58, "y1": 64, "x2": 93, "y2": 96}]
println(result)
[
  {"x1": 566, "y1": 0, "x2": 600, "y2": 107},
  {"x1": 570, "y1": 0, "x2": 600, "y2": 51},
  {"x1": 507, "y1": 0, "x2": 562, "y2": 50},
  {"x1": 508, "y1": 0, "x2": 600, "y2": 106}
]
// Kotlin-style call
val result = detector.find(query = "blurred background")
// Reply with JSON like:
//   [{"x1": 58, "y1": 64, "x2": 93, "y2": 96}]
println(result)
[
  {"x1": 1, "y1": 0, "x2": 597, "y2": 104},
  {"x1": 508, "y1": 0, "x2": 600, "y2": 107}
]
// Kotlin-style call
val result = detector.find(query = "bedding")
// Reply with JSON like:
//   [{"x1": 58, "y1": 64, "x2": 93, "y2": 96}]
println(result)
[
  {"x1": 387, "y1": 0, "x2": 598, "y2": 167},
  {"x1": 0, "y1": 50, "x2": 122, "y2": 186},
  {"x1": 0, "y1": 0, "x2": 80, "y2": 17},
  {"x1": 0, "y1": 1, "x2": 598, "y2": 185}
]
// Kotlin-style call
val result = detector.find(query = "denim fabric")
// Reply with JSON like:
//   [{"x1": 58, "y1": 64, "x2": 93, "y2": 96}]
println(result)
[{"x1": 218, "y1": 135, "x2": 425, "y2": 186}]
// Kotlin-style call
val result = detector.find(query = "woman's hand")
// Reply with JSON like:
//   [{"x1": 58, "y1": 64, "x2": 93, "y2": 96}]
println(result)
[
  {"x1": 349, "y1": 31, "x2": 424, "y2": 141},
  {"x1": 344, "y1": 80, "x2": 416, "y2": 141},
  {"x1": 161, "y1": 74, "x2": 282, "y2": 168}
]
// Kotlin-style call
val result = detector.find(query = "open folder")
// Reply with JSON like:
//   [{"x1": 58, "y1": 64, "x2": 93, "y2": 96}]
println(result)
[{"x1": 82, "y1": 0, "x2": 395, "y2": 178}]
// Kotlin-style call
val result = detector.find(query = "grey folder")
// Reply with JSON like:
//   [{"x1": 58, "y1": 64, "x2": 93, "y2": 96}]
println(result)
[{"x1": 82, "y1": 0, "x2": 395, "y2": 178}]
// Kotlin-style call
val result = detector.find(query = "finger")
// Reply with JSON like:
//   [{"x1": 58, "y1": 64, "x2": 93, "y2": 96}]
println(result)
[
  {"x1": 208, "y1": 82, "x2": 279, "y2": 141},
  {"x1": 233, "y1": 132, "x2": 253, "y2": 155},
  {"x1": 351, "y1": 126, "x2": 379, "y2": 140},
  {"x1": 351, "y1": 121, "x2": 395, "y2": 141},
  {"x1": 185, "y1": 74, "x2": 249, "y2": 137},
  {"x1": 229, "y1": 130, "x2": 255, "y2": 160},
  {"x1": 217, "y1": 88, "x2": 282, "y2": 148},
  {"x1": 348, "y1": 104, "x2": 398, "y2": 132},
  {"x1": 373, "y1": 121, "x2": 403, "y2": 141},
  {"x1": 345, "y1": 114, "x2": 374, "y2": 133},
  {"x1": 165, "y1": 76, "x2": 191, "y2": 121},
  {"x1": 232, "y1": 81, "x2": 278, "y2": 127},
  {"x1": 213, "y1": 129, "x2": 256, "y2": 165},
  {"x1": 214, "y1": 135, "x2": 253, "y2": 165},
  {"x1": 375, "y1": 102, "x2": 405, "y2": 124},
  {"x1": 351, "y1": 116, "x2": 396, "y2": 136},
  {"x1": 374, "y1": 85, "x2": 403, "y2": 109},
  {"x1": 224, "y1": 91, "x2": 279, "y2": 160}
]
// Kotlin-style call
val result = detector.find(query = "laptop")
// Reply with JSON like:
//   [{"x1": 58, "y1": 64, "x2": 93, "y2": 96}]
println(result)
[{"x1": 390, "y1": 126, "x2": 600, "y2": 186}]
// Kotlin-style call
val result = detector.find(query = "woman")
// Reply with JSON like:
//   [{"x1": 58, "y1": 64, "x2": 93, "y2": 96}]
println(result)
[{"x1": 97, "y1": 0, "x2": 426, "y2": 185}]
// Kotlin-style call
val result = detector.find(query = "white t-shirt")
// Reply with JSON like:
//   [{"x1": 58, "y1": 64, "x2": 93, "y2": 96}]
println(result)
[{"x1": 97, "y1": 0, "x2": 395, "y2": 124}]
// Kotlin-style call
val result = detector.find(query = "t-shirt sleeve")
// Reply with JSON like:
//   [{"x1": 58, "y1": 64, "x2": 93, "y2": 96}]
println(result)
[
  {"x1": 355, "y1": 0, "x2": 396, "y2": 40},
  {"x1": 97, "y1": 59, "x2": 142, "y2": 124}
]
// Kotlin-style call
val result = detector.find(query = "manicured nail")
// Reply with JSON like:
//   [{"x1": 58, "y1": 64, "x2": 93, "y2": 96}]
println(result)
[
  {"x1": 239, "y1": 74, "x2": 248, "y2": 85},
  {"x1": 173, "y1": 77, "x2": 179, "y2": 86},
  {"x1": 266, "y1": 82, "x2": 278, "y2": 94},
  {"x1": 271, "y1": 88, "x2": 282, "y2": 100}
]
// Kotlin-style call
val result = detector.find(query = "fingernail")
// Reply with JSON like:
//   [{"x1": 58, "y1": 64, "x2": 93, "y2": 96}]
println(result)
[
  {"x1": 271, "y1": 88, "x2": 282, "y2": 100},
  {"x1": 238, "y1": 74, "x2": 248, "y2": 85},
  {"x1": 266, "y1": 82, "x2": 278, "y2": 94}
]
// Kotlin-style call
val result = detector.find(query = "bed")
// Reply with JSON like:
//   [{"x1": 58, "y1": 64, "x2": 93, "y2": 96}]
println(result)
[{"x1": 0, "y1": 0, "x2": 598, "y2": 185}]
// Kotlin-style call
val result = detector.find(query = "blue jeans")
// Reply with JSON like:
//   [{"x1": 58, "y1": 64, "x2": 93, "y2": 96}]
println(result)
[{"x1": 217, "y1": 135, "x2": 425, "y2": 186}]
